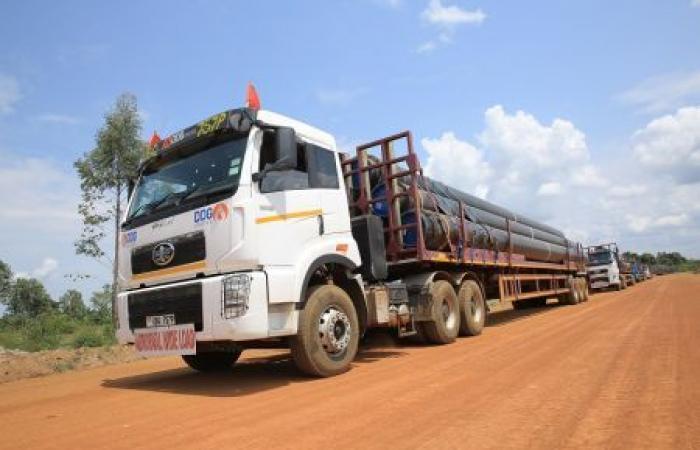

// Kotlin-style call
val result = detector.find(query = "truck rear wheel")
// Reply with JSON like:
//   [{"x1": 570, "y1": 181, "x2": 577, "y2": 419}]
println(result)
[
  {"x1": 561, "y1": 278, "x2": 580, "y2": 305},
  {"x1": 458, "y1": 280, "x2": 485, "y2": 336},
  {"x1": 290, "y1": 284, "x2": 359, "y2": 377},
  {"x1": 182, "y1": 350, "x2": 242, "y2": 372},
  {"x1": 422, "y1": 280, "x2": 460, "y2": 344}
]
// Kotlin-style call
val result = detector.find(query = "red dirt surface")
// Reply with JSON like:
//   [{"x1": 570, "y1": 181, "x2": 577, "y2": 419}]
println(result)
[{"x1": 0, "y1": 274, "x2": 698, "y2": 450}]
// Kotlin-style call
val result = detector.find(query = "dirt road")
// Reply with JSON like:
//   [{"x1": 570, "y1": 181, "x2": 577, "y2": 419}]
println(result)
[{"x1": 1, "y1": 274, "x2": 698, "y2": 450}]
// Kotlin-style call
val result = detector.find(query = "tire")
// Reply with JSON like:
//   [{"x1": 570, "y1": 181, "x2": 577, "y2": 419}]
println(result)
[
  {"x1": 422, "y1": 280, "x2": 460, "y2": 344},
  {"x1": 458, "y1": 280, "x2": 485, "y2": 336},
  {"x1": 182, "y1": 350, "x2": 242, "y2": 372},
  {"x1": 561, "y1": 277, "x2": 580, "y2": 305},
  {"x1": 581, "y1": 279, "x2": 590, "y2": 301},
  {"x1": 290, "y1": 284, "x2": 359, "y2": 377}
]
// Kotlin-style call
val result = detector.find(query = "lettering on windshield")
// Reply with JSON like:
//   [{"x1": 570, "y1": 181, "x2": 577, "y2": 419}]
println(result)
[{"x1": 197, "y1": 112, "x2": 227, "y2": 137}]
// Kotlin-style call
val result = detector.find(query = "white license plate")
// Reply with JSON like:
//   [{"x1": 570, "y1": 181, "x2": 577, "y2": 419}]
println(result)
[
  {"x1": 134, "y1": 323, "x2": 196, "y2": 356},
  {"x1": 146, "y1": 314, "x2": 175, "y2": 328}
]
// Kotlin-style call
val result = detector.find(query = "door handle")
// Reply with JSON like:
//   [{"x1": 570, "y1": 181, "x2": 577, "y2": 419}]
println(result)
[{"x1": 317, "y1": 215, "x2": 324, "y2": 235}]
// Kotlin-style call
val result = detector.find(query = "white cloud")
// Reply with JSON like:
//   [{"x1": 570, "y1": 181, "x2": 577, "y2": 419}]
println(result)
[
  {"x1": 608, "y1": 184, "x2": 647, "y2": 197},
  {"x1": 537, "y1": 181, "x2": 562, "y2": 196},
  {"x1": 420, "y1": 105, "x2": 700, "y2": 257},
  {"x1": 36, "y1": 114, "x2": 81, "y2": 125},
  {"x1": 417, "y1": 0, "x2": 485, "y2": 52},
  {"x1": 0, "y1": 74, "x2": 21, "y2": 115},
  {"x1": 421, "y1": 0, "x2": 486, "y2": 27},
  {"x1": 632, "y1": 106, "x2": 700, "y2": 183},
  {"x1": 480, "y1": 105, "x2": 588, "y2": 167},
  {"x1": 619, "y1": 70, "x2": 700, "y2": 114},
  {"x1": 422, "y1": 131, "x2": 491, "y2": 198},
  {"x1": 692, "y1": 0, "x2": 700, "y2": 7},
  {"x1": 316, "y1": 88, "x2": 368, "y2": 107},
  {"x1": 33, "y1": 257, "x2": 59, "y2": 278}
]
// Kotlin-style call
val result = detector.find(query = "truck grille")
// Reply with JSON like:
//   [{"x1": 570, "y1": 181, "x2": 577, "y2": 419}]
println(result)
[
  {"x1": 131, "y1": 231, "x2": 206, "y2": 275},
  {"x1": 127, "y1": 283, "x2": 203, "y2": 331}
]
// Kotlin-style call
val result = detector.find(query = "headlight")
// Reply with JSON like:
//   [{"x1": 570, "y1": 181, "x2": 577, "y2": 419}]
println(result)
[{"x1": 222, "y1": 273, "x2": 250, "y2": 319}]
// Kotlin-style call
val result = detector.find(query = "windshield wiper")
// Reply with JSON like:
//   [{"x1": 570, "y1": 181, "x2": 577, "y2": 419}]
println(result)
[{"x1": 179, "y1": 182, "x2": 235, "y2": 203}]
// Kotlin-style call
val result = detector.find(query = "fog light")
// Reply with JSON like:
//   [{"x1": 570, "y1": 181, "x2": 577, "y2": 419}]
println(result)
[{"x1": 222, "y1": 274, "x2": 251, "y2": 319}]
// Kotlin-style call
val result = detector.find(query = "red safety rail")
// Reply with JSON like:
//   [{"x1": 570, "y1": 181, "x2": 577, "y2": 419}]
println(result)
[{"x1": 341, "y1": 131, "x2": 425, "y2": 263}]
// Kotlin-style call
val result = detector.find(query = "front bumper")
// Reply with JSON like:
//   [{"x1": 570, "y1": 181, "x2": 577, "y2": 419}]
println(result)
[{"x1": 116, "y1": 271, "x2": 269, "y2": 344}]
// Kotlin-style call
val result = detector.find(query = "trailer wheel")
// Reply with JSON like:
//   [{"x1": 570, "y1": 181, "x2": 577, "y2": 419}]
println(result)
[
  {"x1": 290, "y1": 284, "x2": 359, "y2": 377},
  {"x1": 561, "y1": 278, "x2": 580, "y2": 305},
  {"x1": 581, "y1": 279, "x2": 590, "y2": 301},
  {"x1": 182, "y1": 350, "x2": 242, "y2": 372},
  {"x1": 458, "y1": 280, "x2": 485, "y2": 336},
  {"x1": 422, "y1": 280, "x2": 460, "y2": 344}
]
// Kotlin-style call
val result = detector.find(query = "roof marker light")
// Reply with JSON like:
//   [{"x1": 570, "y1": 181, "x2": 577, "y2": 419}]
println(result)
[
  {"x1": 246, "y1": 82, "x2": 261, "y2": 111},
  {"x1": 149, "y1": 131, "x2": 161, "y2": 148}
]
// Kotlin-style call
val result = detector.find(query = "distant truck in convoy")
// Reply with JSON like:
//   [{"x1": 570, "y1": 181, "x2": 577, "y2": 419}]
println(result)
[
  {"x1": 115, "y1": 86, "x2": 589, "y2": 377},
  {"x1": 586, "y1": 243, "x2": 635, "y2": 290}
]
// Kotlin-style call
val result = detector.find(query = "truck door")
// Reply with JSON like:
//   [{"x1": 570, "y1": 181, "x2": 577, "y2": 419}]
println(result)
[
  {"x1": 254, "y1": 131, "x2": 323, "y2": 267},
  {"x1": 305, "y1": 143, "x2": 350, "y2": 235}
]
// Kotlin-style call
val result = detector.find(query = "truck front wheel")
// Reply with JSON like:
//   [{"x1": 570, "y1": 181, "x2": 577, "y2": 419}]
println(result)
[
  {"x1": 182, "y1": 350, "x2": 242, "y2": 372},
  {"x1": 422, "y1": 280, "x2": 460, "y2": 344},
  {"x1": 290, "y1": 284, "x2": 359, "y2": 377}
]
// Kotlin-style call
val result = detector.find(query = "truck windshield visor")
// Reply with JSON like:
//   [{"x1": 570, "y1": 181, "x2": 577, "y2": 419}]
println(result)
[{"x1": 126, "y1": 135, "x2": 247, "y2": 224}]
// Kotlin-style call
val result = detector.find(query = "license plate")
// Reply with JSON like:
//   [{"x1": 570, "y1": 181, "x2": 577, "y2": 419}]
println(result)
[
  {"x1": 134, "y1": 323, "x2": 196, "y2": 356},
  {"x1": 146, "y1": 314, "x2": 175, "y2": 328}
]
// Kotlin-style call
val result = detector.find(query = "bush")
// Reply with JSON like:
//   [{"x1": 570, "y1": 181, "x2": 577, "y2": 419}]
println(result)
[
  {"x1": 72, "y1": 330, "x2": 106, "y2": 348},
  {"x1": 0, "y1": 312, "x2": 115, "y2": 352}
]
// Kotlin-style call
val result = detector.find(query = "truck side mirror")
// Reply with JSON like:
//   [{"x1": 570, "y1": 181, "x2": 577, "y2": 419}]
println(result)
[{"x1": 272, "y1": 127, "x2": 297, "y2": 171}]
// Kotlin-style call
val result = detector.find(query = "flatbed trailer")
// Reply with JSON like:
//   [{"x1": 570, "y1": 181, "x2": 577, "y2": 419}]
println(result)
[{"x1": 342, "y1": 131, "x2": 588, "y2": 311}]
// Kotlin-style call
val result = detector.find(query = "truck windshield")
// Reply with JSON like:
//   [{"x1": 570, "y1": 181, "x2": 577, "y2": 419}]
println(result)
[
  {"x1": 588, "y1": 252, "x2": 612, "y2": 265},
  {"x1": 125, "y1": 136, "x2": 247, "y2": 226}
]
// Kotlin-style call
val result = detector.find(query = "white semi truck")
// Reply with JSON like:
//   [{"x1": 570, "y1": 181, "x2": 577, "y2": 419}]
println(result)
[
  {"x1": 586, "y1": 243, "x2": 634, "y2": 291},
  {"x1": 116, "y1": 88, "x2": 589, "y2": 377}
]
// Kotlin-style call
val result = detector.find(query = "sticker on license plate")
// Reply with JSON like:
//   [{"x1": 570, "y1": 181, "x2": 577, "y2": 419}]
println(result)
[
  {"x1": 146, "y1": 314, "x2": 175, "y2": 328},
  {"x1": 134, "y1": 323, "x2": 196, "y2": 356}
]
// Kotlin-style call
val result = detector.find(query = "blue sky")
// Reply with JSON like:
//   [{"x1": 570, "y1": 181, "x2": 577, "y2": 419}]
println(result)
[{"x1": 1, "y1": 0, "x2": 699, "y2": 299}]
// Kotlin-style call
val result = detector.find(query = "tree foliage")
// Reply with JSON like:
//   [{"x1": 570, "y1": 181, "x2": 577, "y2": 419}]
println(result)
[
  {"x1": 74, "y1": 93, "x2": 146, "y2": 262},
  {"x1": 90, "y1": 284, "x2": 114, "y2": 323},
  {"x1": 0, "y1": 259, "x2": 12, "y2": 305},
  {"x1": 6, "y1": 278, "x2": 55, "y2": 317},
  {"x1": 59, "y1": 289, "x2": 87, "y2": 319}
]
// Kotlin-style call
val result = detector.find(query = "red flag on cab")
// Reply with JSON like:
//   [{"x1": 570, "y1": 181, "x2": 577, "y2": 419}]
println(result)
[
  {"x1": 246, "y1": 82, "x2": 261, "y2": 110},
  {"x1": 149, "y1": 131, "x2": 161, "y2": 148}
]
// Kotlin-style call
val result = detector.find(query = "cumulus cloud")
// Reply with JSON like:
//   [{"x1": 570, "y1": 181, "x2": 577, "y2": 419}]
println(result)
[
  {"x1": 421, "y1": 0, "x2": 486, "y2": 27},
  {"x1": 632, "y1": 106, "x2": 700, "y2": 183},
  {"x1": 420, "y1": 105, "x2": 700, "y2": 257},
  {"x1": 33, "y1": 257, "x2": 59, "y2": 278},
  {"x1": 418, "y1": 0, "x2": 485, "y2": 53},
  {"x1": 423, "y1": 131, "x2": 491, "y2": 198},
  {"x1": 537, "y1": 181, "x2": 562, "y2": 196},
  {"x1": 0, "y1": 74, "x2": 21, "y2": 115},
  {"x1": 619, "y1": 70, "x2": 700, "y2": 114}
]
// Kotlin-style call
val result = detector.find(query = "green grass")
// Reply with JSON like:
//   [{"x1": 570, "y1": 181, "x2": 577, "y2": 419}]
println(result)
[{"x1": 0, "y1": 313, "x2": 116, "y2": 352}]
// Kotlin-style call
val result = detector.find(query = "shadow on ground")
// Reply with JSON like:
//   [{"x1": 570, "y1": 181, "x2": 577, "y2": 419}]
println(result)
[
  {"x1": 102, "y1": 299, "x2": 570, "y2": 396},
  {"x1": 102, "y1": 348, "x2": 403, "y2": 398}
]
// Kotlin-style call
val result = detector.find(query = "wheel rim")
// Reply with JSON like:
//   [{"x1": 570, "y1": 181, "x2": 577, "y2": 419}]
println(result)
[
  {"x1": 468, "y1": 296, "x2": 483, "y2": 322},
  {"x1": 318, "y1": 305, "x2": 352, "y2": 356},
  {"x1": 441, "y1": 298, "x2": 457, "y2": 328}
]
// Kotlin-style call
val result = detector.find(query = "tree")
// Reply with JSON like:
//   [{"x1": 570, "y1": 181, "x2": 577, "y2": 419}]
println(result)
[
  {"x1": 59, "y1": 289, "x2": 87, "y2": 319},
  {"x1": 639, "y1": 252, "x2": 656, "y2": 265},
  {"x1": 74, "y1": 93, "x2": 147, "y2": 318},
  {"x1": 0, "y1": 259, "x2": 13, "y2": 305},
  {"x1": 7, "y1": 278, "x2": 54, "y2": 317},
  {"x1": 90, "y1": 284, "x2": 113, "y2": 323}
]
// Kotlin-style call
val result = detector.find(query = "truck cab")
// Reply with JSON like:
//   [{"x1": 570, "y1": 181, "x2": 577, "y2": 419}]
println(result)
[
  {"x1": 586, "y1": 244, "x2": 623, "y2": 290},
  {"x1": 116, "y1": 106, "x2": 366, "y2": 375}
]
